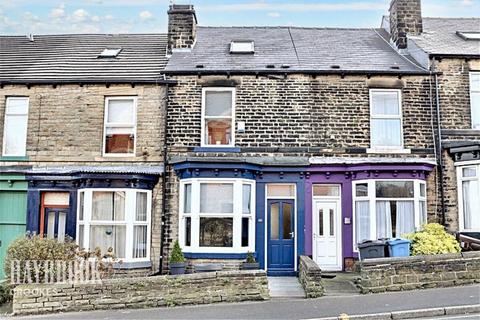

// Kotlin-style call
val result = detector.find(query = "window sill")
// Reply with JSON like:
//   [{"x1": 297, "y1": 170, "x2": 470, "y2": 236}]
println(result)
[
  {"x1": 366, "y1": 148, "x2": 411, "y2": 154},
  {"x1": 101, "y1": 154, "x2": 136, "y2": 158},
  {"x1": 0, "y1": 156, "x2": 29, "y2": 161},
  {"x1": 184, "y1": 252, "x2": 250, "y2": 259},
  {"x1": 113, "y1": 260, "x2": 151, "y2": 269},
  {"x1": 194, "y1": 147, "x2": 241, "y2": 153}
]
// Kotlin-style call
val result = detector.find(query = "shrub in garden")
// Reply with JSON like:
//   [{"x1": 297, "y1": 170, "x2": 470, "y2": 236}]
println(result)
[
  {"x1": 4, "y1": 234, "x2": 78, "y2": 282},
  {"x1": 4, "y1": 234, "x2": 119, "y2": 283},
  {"x1": 404, "y1": 223, "x2": 461, "y2": 255},
  {"x1": 170, "y1": 240, "x2": 185, "y2": 264},
  {"x1": 246, "y1": 251, "x2": 256, "y2": 263},
  {"x1": 0, "y1": 281, "x2": 12, "y2": 305}
]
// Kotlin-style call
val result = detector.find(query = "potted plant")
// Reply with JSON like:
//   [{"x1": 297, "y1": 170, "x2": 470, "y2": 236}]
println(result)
[
  {"x1": 242, "y1": 251, "x2": 259, "y2": 270},
  {"x1": 169, "y1": 240, "x2": 186, "y2": 275}
]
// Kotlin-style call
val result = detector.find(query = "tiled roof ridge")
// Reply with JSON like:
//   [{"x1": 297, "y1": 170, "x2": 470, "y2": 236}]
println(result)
[
  {"x1": 0, "y1": 33, "x2": 167, "y2": 38},
  {"x1": 423, "y1": 17, "x2": 480, "y2": 20},
  {"x1": 197, "y1": 25, "x2": 381, "y2": 31}
]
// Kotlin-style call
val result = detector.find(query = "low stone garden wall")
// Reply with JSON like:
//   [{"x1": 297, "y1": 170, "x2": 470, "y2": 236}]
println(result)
[
  {"x1": 358, "y1": 251, "x2": 480, "y2": 293},
  {"x1": 13, "y1": 270, "x2": 269, "y2": 316},
  {"x1": 299, "y1": 256, "x2": 323, "y2": 298}
]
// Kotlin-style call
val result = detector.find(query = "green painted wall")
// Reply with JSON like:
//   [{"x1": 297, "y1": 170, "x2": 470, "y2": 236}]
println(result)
[{"x1": 0, "y1": 175, "x2": 27, "y2": 279}]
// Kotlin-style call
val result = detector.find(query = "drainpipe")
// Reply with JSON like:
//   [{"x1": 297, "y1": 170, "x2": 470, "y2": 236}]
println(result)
[
  {"x1": 434, "y1": 72, "x2": 447, "y2": 226},
  {"x1": 158, "y1": 83, "x2": 170, "y2": 275}
]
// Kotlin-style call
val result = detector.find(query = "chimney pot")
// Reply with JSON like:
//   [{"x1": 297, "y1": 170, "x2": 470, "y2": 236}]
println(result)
[
  {"x1": 167, "y1": 4, "x2": 197, "y2": 54},
  {"x1": 389, "y1": 0, "x2": 423, "y2": 50}
]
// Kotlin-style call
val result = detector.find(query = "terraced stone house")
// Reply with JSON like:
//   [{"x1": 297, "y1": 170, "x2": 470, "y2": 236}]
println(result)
[
  {"x1": 382, "y1": 0, "x2": 480, "y2": 234},
  {"x1": 163, "y1": 3, "x2": 438, "y2": 274},
  {"x1": 0, "y1": 34, "x2": 173, "y2": 277},
  {"x1": 0, "y1": 0, "x2": 477, "y2": 279}
]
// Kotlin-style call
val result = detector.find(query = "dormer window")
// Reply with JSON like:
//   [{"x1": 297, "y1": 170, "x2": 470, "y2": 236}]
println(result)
[
  {"x1": 456, "y1": 31, "x2": 480, "y2": 41},
  {"x1": 98, "y1": 48, "x2": 122, "y2": 58},
  {"x1": 230, "y1": 40, "x2": 254, "y2": 54}
]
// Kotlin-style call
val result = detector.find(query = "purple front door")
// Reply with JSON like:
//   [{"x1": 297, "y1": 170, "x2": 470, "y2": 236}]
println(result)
[{"x1": 267, "y1": 199, "x2": 295, "y2": 275}]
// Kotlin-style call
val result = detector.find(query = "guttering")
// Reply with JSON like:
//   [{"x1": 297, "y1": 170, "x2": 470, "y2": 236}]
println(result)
[
  {"x1": 158, "y1": 83, "x2": 170, "y2": 275},
  {"x1": 0, "y1": 78, "x2": 178, "y2": 87},
  {"x1": 430, "y1": 53, "x2": 480, "y2": 60},
  {"x1": 163, "y1": 69, "x2": 432, "y2": 76},
  {"x1": 434, "y1": 72, "x2": 447, "y2": 225}
]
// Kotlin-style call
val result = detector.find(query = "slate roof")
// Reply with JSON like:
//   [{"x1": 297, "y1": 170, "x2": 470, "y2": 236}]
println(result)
[
  {"x1": 309, "y1": 156, "x2": 436, "y2": 166},
  {"x1": 165, "y1": 26, "x2": 427, "y2": 74},
  {"x1": 409, "y1": 18, "x2": 480, "y2": 57},
  {"x1": 27, "y1": 165, "x2": 164, "y2": 175},
  {"x1": 170, "y1": 156, "x2": 310, "y2": 166},
  {"x1": 0, "y1": 34, "x2": 170, "y2": 84}
]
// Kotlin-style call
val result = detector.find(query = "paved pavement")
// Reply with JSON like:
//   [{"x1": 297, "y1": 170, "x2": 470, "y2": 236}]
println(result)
[
  {"x1": 418, "y1": 315, "x2": 480, "y2": 320},
  {"x1": 8, "y1": 285, "x2": 479, "y2": 320}
]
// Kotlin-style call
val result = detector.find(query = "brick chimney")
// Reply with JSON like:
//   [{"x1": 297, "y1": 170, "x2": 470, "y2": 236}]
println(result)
[
  {"x1": 389, "y1": 0, "x2": 423, "y2": 49},
  {"x1": 167, "y1": 4, "x2": 197, "y2": 54}
]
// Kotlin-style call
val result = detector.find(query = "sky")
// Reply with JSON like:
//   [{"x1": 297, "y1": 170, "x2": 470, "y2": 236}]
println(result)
[{"x1": 0, "y1": 0, "x2": 478, "y2": 35}]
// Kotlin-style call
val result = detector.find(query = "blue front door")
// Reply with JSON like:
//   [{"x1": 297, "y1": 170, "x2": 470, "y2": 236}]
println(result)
[{"x1": 267, "y1": 199, "x2": 295, "y2": 275}]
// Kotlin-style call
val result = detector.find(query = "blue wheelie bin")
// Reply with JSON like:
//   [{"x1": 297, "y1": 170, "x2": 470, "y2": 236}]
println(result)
[{"x1": 386, "y1": 238, "x2": 411, "y2": 257}]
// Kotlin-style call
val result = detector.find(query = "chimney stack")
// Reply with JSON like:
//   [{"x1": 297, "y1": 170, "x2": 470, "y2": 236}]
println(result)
[
  {"x1": 389, "y1": 0, "x2": 423, "y2": 49},
  {"x1": 167, "y1": 4, "x2": 197, "y2": 54}
]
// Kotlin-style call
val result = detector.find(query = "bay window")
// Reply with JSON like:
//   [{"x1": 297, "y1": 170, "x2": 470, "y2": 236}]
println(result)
[
  {"x1": 457, "y1": 165, "x2": 480, "y2": 230},
  {"x1": 470, "y1": 72, "x2": 480, "y2": 129},
  {"x1": 103, "y1": 97, "x2": 136, "y2": 156},
  {"x1": 179, "y1": 179, "x2": 255, "y2": 253},
  {"x1": 77, "y1": 189, "x2": 151, "y2": 261},
  {"x1": 353, "y1": 180, "x2": 426, "y2": 250},
  {"x1": 201, "y1": 88, "x2": 235, "y2": 147},
  {"x1": 369, "y1": 89, "x2": 404, "y2": 150}
]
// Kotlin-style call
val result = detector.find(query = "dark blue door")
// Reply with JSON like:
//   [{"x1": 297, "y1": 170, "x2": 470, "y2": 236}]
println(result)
[
  {"x1": 43, "y1": 207, "x2": 69, "y2": 242},
  {"x1": 267, "y1": 199, "x2": 295, "y2": 275}
]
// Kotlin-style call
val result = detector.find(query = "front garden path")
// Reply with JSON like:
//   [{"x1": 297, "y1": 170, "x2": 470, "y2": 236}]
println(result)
[
  {"x1": 321, "y1": 272, "x2": 361, "y2": 296},
  {"x1": 267, "y1": 276, "x2": 305, "y2": 298}
]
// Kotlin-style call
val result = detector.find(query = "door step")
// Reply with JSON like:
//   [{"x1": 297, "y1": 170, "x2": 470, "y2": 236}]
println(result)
[{"x1": 267, "y1": 276, "x2": 306, "y2": 298}]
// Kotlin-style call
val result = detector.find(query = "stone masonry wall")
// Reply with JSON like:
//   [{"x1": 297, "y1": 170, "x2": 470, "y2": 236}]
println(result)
[
  {"x1": 167, "y1": 75, "x2": 435, "y2": 154},
  {"x1": 389, "y1": 0, "x2": 423, "y2": 49},
  {"x1": 0, "y1": 84, "x2": 166, "y2": 162},
  {"x1": 358, "y1": 251, "x2": 480, "y2": 293},
  {"x1": 435, "y1": 59, "x2": 480, "y2": 131},
  {"x1": 13, "y1": 270, "x2": 269, "y2": 316},
  {"x1": 299, "y1": 256, "x2": 323, "y2": 298},
  {"x1": 434, "y1": 59, "x2": 480, "y2": 231}
]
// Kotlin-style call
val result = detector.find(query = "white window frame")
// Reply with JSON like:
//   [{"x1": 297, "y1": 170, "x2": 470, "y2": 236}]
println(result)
[
  {"x1": 201, "y1": 87, "x2": 236, "y2": 148},
  {"x1": 368, "y1": 89, "x2": 405, "y2": 152},
  {"x1": 2, "y1": 97, "x2": 29, "y2": 157},
  {"x1": 470, "y1": 72, "x2": 480, "y2": 130},
  {"x1": 76, "y1": 188, "x2": 152, "y2": 262},
  {"x1": 457, "y1": 162, "x2": 480, "y2": 231},
  {"x1": 352, "y1": 179, "x2": 426, "y2": 252},
  {"x1": 179, "y1": 178, "x2": 255, "y2": 253},
  {"x1": 103, "y1": 96, "x2": 137, "y2": 157}
]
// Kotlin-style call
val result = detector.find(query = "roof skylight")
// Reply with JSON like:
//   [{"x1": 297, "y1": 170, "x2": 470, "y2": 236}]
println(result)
[
  {"x1": 98, "y1": 48, "x2": 122, "y2": 58},
  {"x1": 456, "y1": 31, "x2": 480, "y2": 41},
  {"x1": 230, "y1": 40, "x2": 254, "y2": 54}
]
